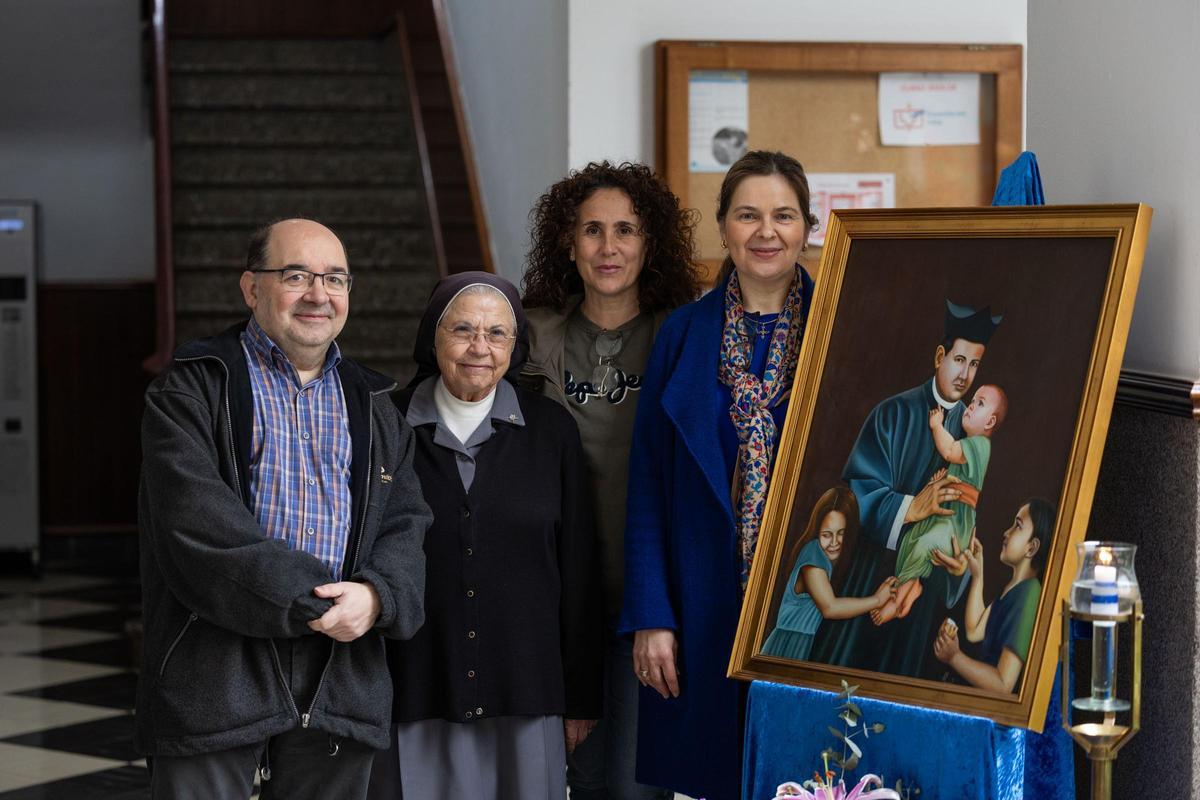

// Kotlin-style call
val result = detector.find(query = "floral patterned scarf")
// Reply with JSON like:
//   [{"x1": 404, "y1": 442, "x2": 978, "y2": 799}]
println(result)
[{"x1": 717, "y1": 266, "x2": 807, "y2": 589}]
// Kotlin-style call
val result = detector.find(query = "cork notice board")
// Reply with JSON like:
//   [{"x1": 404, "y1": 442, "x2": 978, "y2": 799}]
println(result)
[{"x1": 656, "y1": 41, "x2": 1023, "y2": 282}]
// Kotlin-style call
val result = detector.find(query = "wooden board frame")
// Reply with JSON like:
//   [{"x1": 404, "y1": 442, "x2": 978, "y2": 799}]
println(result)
[
  {"x1": 656, "y1": 40, "x2": 1024, "y2": 282},
  {"x1": 728, "y1": 204, "x2": 1152, "y2": 730}
]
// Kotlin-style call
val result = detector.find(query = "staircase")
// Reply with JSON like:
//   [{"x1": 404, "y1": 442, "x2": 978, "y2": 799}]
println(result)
[{"x1": 168, "y1": 38, "x2": 439, "y2": 383}]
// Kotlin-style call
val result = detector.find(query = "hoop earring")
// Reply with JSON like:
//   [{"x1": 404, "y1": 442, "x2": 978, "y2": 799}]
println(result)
[{"x1": 720, "y1": 239, "x2": 727, "y2": 249}]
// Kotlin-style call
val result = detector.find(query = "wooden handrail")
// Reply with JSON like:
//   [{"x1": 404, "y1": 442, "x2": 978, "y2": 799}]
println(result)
[
  {"x1": 429, "y1": 0, "x2": 494, "y2": 273},
  {"x1": 393, "y1": 10, "x2": 448, "y2": 278},
  {"x1": 144, "y1": 0, "x2": 175, "y2": 373}
]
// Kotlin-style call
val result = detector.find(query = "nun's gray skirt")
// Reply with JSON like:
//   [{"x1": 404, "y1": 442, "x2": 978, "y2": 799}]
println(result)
[{"x1": 368, "y1": 714, "x2": 566, "y2": 799}]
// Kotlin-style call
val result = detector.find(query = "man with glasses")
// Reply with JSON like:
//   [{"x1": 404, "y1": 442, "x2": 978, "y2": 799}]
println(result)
[{"x1": 136, "y1": 218, "x2": 431, "y2": 798}]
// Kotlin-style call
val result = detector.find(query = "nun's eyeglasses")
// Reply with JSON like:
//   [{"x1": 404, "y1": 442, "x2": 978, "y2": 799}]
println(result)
[{"x1": 440, "y1": 323, "x2": 516, "y2": 348}]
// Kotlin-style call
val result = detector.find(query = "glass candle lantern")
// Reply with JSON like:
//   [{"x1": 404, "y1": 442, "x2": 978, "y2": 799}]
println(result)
[{"x1": 1069, "y1": 542, "x2": 1139, "y2": 712}]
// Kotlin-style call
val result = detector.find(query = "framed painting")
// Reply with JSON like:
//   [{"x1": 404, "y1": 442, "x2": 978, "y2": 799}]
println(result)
[{"x1": 729, "y1": 204, "x2": 1151, "y2": 729}]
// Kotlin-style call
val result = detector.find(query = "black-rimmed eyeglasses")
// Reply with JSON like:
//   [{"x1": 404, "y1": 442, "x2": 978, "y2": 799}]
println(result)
[{"x1": 253, "y1": 268, "x2": 354, "y2": 295}]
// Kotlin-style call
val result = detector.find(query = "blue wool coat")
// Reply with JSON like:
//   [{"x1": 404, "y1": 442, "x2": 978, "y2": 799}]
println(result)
[{"x1": 619, "y1": 270, "x2": 812, "y2": 800}]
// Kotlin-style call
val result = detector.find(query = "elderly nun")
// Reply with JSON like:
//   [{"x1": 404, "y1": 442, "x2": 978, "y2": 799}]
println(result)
[{"x1": 368, "y1": 271, "x2": 602, "y2": 800}]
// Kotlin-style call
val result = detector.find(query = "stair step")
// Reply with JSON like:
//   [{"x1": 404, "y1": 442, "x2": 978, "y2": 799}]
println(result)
[
  {"x1": 174, "y1": 311, "x2": 421, "y2": 381},
  {"x1": 174, "y1": 307, "x2": 422, "y2": 332},
  {"x1": 172, "y1": 228, "x2": 435, "y2": 269},
  {"x1": 170, "y1": 74, "x2": 406, "y2": 111},
  {"x1": 169, "y1": 39, "x2": 402, "y2": 75},
  {"x1": 175, "y1": 314, "x2": 245, "y2": 349},
  {"x1": 165, "y1": 34, "x2": 445, "y2": 389},
  {"x1": 173, "y1": 187, "x2": 428, "y2": 228},
  {"x1": 174, "y1": 273, "x2": 244, "y2": 314},
  {"x1": 174, "y1": 267, "x2": 437, "y2": 316},
  {"x1": 172, "y1": 147, "x2": 421, "y2": 187},
  {"x1": 338, "y1": 319, "x2": 424, "y2": 367},
  {"x1": 171, "y1": 110, "x2": 413, "y2": 147}
]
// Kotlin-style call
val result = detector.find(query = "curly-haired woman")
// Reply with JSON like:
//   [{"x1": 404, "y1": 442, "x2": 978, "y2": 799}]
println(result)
[{"x1": 520, "y1": 160, "x2": 702, "y2": 800}]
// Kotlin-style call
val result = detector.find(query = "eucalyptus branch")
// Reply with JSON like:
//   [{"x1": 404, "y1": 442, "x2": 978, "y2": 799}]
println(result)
[{"x1": 820, "y1": 680, "x2": 887, "y2": 782}]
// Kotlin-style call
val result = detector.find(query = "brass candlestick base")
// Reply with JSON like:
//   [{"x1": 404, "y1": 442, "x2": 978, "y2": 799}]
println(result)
[{"x1": 1060, "y1": 598, "x2": 1143, "y2": 800}]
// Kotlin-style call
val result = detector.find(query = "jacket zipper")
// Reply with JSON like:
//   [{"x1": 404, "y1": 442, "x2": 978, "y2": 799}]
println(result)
[
  {"x1": 348, "y1": 391, "x2": 376, "y2": 577},
  {"x1": 268, "y1": 640, "x2": 303, "y2": 723},
  {"x1": 158, "y1": 612, "x2": 198, "y2": 677},
  {"x1": 301, "y1": 390, "x2": 380, "y2": 729}
]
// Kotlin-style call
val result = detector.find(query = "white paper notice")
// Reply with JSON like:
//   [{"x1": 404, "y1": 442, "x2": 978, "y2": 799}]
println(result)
[
  {"x1": 806, "y1": 173, "x2": 895, "y2": 247},
  {"x1": 878, "y1": 73, "x2": 980, "y2": 146},
  {"x1": 689, "y1": 71, "x2": 749, "y2": 172}
]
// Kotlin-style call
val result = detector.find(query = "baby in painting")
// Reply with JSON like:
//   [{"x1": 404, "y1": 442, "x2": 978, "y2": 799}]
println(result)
[
  {"x1": 871, "y1": 384, "x2": 1009, "y2": 625},
  {"x1": 762, "y1": 487, "x2": 896, "y2": 661},
  {"x1": 933, "y1": 498, "x2": 1053, "y2": 692}
]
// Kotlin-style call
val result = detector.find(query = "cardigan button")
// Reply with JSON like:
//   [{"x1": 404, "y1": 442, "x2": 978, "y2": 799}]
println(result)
[
  {"x1": 466, "y1": 548, "x2": 473, "y2": 556},
  {"x1": 462, "y1": 508, "x2": 471, "y2": 518},
  {"x1": 475, "y1": 707, "x2": 484, "y2": 716},
  {"x1": 468, "y1": 630, "x2": 476, "y2": 639},
  {"x1": 466, "y1": 590, "x2": 474, "y2": 598},
  {"x1": 467, "y1": 670, "x2": 475, "y2": 678},
  {"x1": 465, "y1": 711, "x2": 473, "y2": 719}
]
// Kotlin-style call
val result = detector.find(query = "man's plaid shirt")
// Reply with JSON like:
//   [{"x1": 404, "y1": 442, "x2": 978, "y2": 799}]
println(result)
[{"x1": 241, "y1": 318, "x2": 352, "y2": 579}]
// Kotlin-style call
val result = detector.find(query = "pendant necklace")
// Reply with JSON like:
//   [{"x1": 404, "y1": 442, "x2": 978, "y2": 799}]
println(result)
[{"x1": 744, "y1": 312, "x2": 778, "y2": 339}]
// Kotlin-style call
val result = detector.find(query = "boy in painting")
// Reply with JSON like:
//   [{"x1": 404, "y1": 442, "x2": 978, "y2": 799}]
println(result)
[
  {"x1": 932, "y1": 498, "x2": 1053, "y2": 693},
  {"x1": 762, "y1": 488, "x2": 896, "y2": 661},
  {"x1": 871, "y1": 384, "x2": 1009, "y2": 625}
]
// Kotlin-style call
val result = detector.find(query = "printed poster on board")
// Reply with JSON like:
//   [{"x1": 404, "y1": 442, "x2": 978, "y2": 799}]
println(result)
[
  {"x1": 879, "y1": 73, "x2": 980, "y2": 146},
  {"x1": 689, "y1": 71, "x2": 749, "y2": 172},
  {"x1": 806, "y1": 173, "x2": 896, "y2": 247}
]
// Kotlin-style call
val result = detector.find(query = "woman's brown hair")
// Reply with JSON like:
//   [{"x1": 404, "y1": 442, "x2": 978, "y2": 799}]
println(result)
[{"x1": 522, "y1": 161, "x2": 703, "y2": 312}]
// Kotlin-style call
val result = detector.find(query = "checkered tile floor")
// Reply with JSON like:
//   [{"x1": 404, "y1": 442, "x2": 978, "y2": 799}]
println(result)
[
  {"x1": 0, "y1": 573, "x2": 147, "y2": 798},
  {"x1": 0, "y1": 573, "x2": 695, "y2": 800}
]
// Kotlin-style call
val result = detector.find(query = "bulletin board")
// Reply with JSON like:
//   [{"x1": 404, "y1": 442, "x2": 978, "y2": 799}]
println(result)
[{"x1": 656, "y1": 41, "x2": 1023, "y2": 282}]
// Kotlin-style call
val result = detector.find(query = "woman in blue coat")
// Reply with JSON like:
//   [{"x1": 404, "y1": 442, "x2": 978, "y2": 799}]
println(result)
[{"x1": 619, "y1": 151, "x2": 817, "y2": 800}]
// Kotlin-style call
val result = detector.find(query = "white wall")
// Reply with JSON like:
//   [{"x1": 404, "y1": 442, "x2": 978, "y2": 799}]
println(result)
[
  {"x1": 1027, "y1": 0, "x2": 1199, "y2": 380},
  {"x1": 447, "y1": 0, "x2": 1025, "y2": 285},
  {"x1": 0, "y1": 0, "x2": 154, "y2": 282},
  {"x1": 568, "y1": 0, "x2": 1027, "y2": 167},
  {"x1": 443, "y1": 0, "x2": 569, "y2": 284}
]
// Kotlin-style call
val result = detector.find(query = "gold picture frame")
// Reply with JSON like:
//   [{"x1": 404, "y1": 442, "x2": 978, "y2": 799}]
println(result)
[{"x1": 730, "y1": 204, "x2": 1151, "y2": 730}]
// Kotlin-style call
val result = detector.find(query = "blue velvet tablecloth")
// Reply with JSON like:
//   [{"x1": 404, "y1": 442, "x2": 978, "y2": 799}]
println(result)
[
  {"x1": 743, "y1": 681, "x2": 1029, "y2": 800},
  {"x1": 742, "y1": 672, "x2": 1074, "y2": 799}
]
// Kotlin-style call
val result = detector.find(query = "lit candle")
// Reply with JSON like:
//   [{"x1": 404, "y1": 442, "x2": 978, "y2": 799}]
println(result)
[{"x1": 1091, "y1": 548, "x2": 1119, "y2": 615}]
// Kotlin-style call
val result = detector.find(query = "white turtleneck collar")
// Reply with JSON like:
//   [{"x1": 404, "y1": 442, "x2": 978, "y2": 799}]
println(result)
[{"x1": 434, "y1": 378, "x2": 497, "y2": 445}]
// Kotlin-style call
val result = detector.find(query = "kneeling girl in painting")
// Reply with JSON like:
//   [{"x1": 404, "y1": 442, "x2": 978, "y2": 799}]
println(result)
[
  {"x1": 932, "y1": 498, "x2": 1054, "y2": 693},
  {"x1": 762, "y1": 487, "x2": 897, "y2": 661}
]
